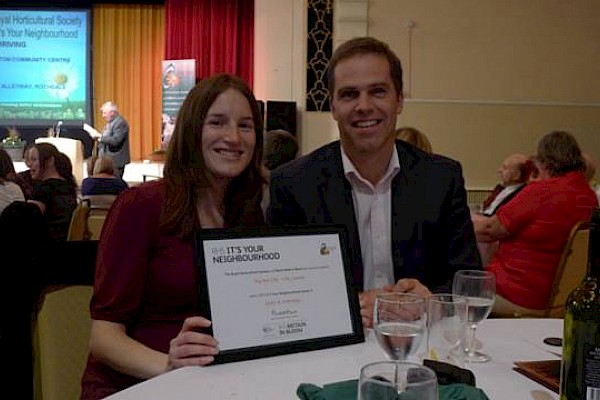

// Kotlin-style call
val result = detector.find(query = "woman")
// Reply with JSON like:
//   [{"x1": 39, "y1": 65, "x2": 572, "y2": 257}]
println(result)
[
  {"x1": 0, "y1": 148, "x2": 25, "y2": 214},
  {"x1": 474, "y1": 131, "x2": 598, "y2": 316},
  {"x1": 80, "y1": 74, "x2": 265, "y2": 399},
  {"x1": 16, "y1": 144, "x2": 36, "y2": 198},
  {"x1": 28, "y1": 143, "x2": 78, "y2": 241},
  {"x1": 396, "y1": 126, "x2": 432, "y2": 153},
  {"x1": 81, "y1": 155, "x2": 129, "y2": 196}
]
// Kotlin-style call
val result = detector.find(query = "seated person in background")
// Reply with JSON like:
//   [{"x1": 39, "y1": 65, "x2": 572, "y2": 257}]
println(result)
[
  {"x1": 526, "y1": 155, "x2": 541, "y2": 183},
  {"x1": 263, "y1": 129, "x2": 299, "y2": 171},
  {"x1": 16, "y1": 143, "x2": 36, "y2": 199},
  {"x1": 479, "y1": 153, "x2": 530, "y2": 216},
  {"x1": 27, "y1": 143, "x2": 78, "y2": 242},
  {"x1": 473, "y1": 131, "x2": 598, "y2": 316},
  {"x1": 80, "y1": 74, "x2": 265, "y2": 399},
  {"x1": 81, "y1": 155, "x2": 129, "y2": 196},
  {"x1": 267, "y1": 37, "x2": 481, "y2": 328},
  {"x1": 261, "y1": 129, "x2": 299, "y2": 213},
  {"x1": 0, "y1": 148, "x2": 25, "y2": 214},
  {"x1": 396, "y1": 126, "x2": 432, "y2": 153}
]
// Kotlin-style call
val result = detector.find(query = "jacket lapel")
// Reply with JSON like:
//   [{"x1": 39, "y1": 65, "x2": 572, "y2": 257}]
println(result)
[
  {"x1": 317, "y1": 144, "x2": 363, "y2": 287},
  {"x1": 391, "y1": 142, "x2": 422, "y2": 278}
]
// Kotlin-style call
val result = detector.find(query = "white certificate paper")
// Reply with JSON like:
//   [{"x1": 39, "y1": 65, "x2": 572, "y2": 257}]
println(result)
[{"x1": 197, "y1": 226, "x2": 362, "y2": 361}]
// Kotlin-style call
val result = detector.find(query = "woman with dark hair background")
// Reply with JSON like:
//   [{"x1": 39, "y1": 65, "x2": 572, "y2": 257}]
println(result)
[
  {"x1": 0, "y1": 148, "x2": 25, "y2": 214},
  {"x1": 27, "y1": 142, "x2": 78, "y2": 241}
]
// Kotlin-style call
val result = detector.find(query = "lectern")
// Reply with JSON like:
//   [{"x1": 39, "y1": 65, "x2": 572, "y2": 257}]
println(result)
[{"x1": 35, "y1": 137, "x2": 85, "y2": 185}]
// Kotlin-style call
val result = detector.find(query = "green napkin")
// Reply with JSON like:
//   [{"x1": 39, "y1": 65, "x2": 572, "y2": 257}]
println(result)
[{"x1": 296, "y1": 379, "x2": 489, "y2": 400}]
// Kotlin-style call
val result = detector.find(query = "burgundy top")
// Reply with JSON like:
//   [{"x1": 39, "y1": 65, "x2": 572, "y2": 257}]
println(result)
[
  {"x1": 487, "y1": 172, "x2": 598, "y2": 309},
  {"x1": 80, "y1": 180, "x2": 244, "y2": 398}
]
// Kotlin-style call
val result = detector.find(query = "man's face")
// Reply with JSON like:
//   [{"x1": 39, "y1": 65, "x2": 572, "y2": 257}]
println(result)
[
  {"x1": 330, "y1": 53, "x2": 403, "y2": 160},
  {"x1": 497, "y1": 155, "x2": 522, "y2": 185},
  {"x1": 102, "y1": 108, "x2": 116, "y2": 122}
]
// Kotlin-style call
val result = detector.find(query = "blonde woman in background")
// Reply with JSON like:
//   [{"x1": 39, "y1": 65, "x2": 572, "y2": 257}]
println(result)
[
  {"x1": 396, "y1": 126, "x2": 432, "y2": 153},
  {"x1": 81, "y1": 155, "x2": 129, "y2": 196}
]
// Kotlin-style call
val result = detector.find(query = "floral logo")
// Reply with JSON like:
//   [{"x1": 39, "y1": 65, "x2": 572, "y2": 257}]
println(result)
[{"x1": 44, "y1": 64, "x2": 79, "y2": 100}]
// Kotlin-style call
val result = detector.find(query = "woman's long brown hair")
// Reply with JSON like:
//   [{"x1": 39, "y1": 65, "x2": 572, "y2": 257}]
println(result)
[{"x1": 160, "y1": 74, "x2": 264, "y2": 239}]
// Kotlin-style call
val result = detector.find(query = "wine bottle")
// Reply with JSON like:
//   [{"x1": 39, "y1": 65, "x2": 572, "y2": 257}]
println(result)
[{"x1": 560, "y1": 207, "x2": 600, "y2": 400}]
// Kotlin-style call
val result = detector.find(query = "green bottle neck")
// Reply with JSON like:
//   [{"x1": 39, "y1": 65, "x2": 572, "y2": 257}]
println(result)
[{"x1": 588, "y1": 213, "x2": 600, "y2": 279}]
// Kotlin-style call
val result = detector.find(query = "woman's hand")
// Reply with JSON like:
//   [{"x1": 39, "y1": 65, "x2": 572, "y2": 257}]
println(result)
[{"x1": 167, "y1": 316, "x2": 220, "y2": 371}]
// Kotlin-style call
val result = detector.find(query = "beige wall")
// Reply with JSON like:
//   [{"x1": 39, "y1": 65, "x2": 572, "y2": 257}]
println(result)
[{"x1": 255, "y1": 0, "x2": 600, "y2": 187}]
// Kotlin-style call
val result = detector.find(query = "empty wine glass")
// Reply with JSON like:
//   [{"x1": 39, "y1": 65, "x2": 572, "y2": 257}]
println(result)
[
  {"x1": 452, "y1": 270, "x2": 496, "y2": 363},
  {"x1": 373, "y1": 292, "x2": 426, "y2": 361}
]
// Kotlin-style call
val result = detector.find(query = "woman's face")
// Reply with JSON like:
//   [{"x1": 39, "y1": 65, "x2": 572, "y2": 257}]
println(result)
[
  {"x1": 24, "y1": 147, "x2": 34, "y2": 168},
  {"x1": 29, "y1": 147, "x2": 42, "y2": 180},
  {"x1": 201, "y1": 88, "x2": 256, "y2": 186}
]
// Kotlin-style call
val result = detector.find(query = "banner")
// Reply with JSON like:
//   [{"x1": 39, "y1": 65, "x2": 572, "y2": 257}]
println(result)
[
  {"x1": 161, "y1": 59, "x2": 195, "y2": 149},
  {"x1": 0, "y1": 8, "x2": 92, "y2": 126}
]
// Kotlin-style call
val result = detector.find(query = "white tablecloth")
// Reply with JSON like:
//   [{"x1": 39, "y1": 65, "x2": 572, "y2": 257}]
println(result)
[{"x1": 106, "y1": 318, "x2": 563, "y2": 400}]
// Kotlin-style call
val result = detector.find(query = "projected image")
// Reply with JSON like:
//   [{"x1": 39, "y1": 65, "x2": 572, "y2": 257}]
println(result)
[{"x1": 0, "y1": 8, "x2": 91, "y2": 125}]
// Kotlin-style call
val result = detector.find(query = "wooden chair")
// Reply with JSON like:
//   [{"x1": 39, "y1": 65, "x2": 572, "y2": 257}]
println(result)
[
  {"x1": 67, "y1": 195, "x2": 116, "y2": 241},
  {"x1": 67, "y1": 198, "x2": 91, "y2": 241},
  {"x1": 84, "y1": 195, "x2": 116, "y2": 240},
  {"x1": 544, "y1": 220, "x2": 590, "y2": 317},
  {"x1": 34, "y1": 285, "x2": 93, "y2": 400}
]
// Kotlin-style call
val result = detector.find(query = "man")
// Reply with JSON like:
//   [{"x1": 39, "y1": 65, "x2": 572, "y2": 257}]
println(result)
[
  {"x1": 261, "y1": 129, "x2": 299, "y2": 215},
  {"x1": 263, "y1": 129, "x2": 299, "y2": 171},
  {"x1": 267, "y1": 37, "x2": 481, "y2": 327},
  {"x1": 90, "y1": 101, "x2": 130, "y2": 178},
  {"x1": 480, "y1": 153, "x2": 529, "y2": 216}
]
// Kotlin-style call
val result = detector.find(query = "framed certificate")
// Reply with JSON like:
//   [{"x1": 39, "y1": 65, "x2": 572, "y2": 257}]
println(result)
[{"x1": 195, "y1": 224, "x2": 364, "y2": 364}]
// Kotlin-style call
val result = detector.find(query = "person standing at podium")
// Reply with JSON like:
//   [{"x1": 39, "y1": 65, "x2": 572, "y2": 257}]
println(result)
[{"x1": 89, "y1": 101, "x2": 130, "y2": 178}]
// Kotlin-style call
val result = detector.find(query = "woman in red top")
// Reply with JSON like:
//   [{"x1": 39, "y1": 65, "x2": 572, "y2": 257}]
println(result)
[
  {"x1": 80, "y1": 74, "x2": 265, "y2": 399},
  {"x1": 474, "y1": 131, "x2": 598, "y2": 316}
]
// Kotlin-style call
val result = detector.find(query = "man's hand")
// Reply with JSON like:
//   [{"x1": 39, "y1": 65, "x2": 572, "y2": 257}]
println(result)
[
  {"x1": 359, "y1": 279, "x2": 431, "y2": 329},
  {"x1": 359, "y1": 286, "x2": 394, "y2": 329},
  {"x1": 83, "y1": 123, "x2": 102, "y2": 139},
  {"x1": 391, "y1": 278, "x2": 432, "y2": 298}
]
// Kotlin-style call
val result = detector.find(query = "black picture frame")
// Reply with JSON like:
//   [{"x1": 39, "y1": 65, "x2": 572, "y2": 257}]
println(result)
[{"x1": 194, "y1": 224, "x2": 364, "y2": 365}]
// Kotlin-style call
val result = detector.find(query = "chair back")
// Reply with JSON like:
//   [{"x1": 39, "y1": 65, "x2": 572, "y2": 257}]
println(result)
[
  {"x1": 67, "y1": 195, "x2": 116, "y2": 241},
  {"x1": 83, "y1": 194, "x2": 116, "y2": 240},
  {"x1": 35, "y1": 285, "x2": 93, "y2": 400},
  {"x1": 67, "y1": 198, "x2": 91, "y2": 241},
  {"x1": 545, "y1": 220, "x2": 590, "y2": 317}
]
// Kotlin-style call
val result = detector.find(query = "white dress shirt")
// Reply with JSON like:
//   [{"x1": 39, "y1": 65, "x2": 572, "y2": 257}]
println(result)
[
  {"x1": 341, "y1": 147, "x2": 400, "y2": 291},
  {"x1": 482, "y1": 183, "x2": 523, "y2": 216}
]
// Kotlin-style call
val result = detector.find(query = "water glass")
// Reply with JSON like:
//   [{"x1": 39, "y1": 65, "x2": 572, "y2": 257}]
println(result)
[
  {"x1": 358, "y1": 360, "x2": 438, "y2": 400},
  {"x1": 426, "y1": 294, "x2": 467, "y2": 367},
  {"x1": 373, "y1": 293, "x2": 426, "y2": 361}
]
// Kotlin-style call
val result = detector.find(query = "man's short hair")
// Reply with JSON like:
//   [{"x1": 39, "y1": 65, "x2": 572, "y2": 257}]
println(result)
[
  {"x1": 100, "y1": 101, "x2": 118, "y2": 113},
  {"x1": 327, "y1": 36, "x2": 403, "y2": 97},
  {"x1": 263, "y1": 129, "x2": 298, "y2": 170}
]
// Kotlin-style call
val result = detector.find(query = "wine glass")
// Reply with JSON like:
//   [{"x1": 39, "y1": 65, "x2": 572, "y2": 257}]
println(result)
[
  {"x1": 452, "y1": 270, "x2": 496, "y2": 363},
  {"x1": 373, "y1": 292, "x2": 426, "y2": 361},
  {"x1": 359, "y1": 360, "x2": 438, "y2": 400}
]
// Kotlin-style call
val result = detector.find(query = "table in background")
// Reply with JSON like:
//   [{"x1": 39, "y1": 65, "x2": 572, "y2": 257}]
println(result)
[{"x1": 106, "y1": 318, "x2": 562, "y2": 400}]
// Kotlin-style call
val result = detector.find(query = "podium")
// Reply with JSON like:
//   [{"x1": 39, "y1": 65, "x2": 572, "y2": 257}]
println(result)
[{"x1": 35, "y1": 137, "x2": 85, "y2": 185}]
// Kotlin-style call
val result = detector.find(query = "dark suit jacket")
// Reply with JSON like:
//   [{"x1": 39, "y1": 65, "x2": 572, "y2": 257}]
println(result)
[
  {"x1": 266, "y1": 140, "x2": 482, "y2": 292},
  {"x1": 99, "y1": 114, "x2": 131, "y2": 169}
]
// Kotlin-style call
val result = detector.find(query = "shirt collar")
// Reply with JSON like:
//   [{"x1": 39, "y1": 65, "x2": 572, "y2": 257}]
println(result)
[{"x1": 340, "y1": 144, "x2": 400, "y2": 186}]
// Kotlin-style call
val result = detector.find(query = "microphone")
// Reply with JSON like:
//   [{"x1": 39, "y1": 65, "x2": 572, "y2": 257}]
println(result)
[{"x1": 56, "y1": 120, "x2": 63, "y2": 137}]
